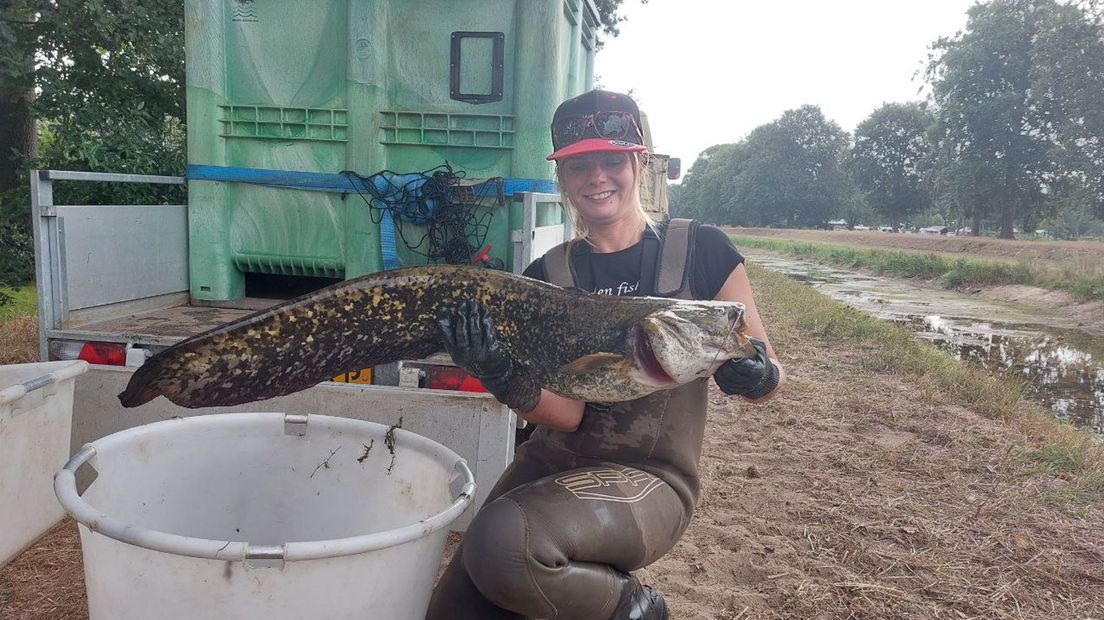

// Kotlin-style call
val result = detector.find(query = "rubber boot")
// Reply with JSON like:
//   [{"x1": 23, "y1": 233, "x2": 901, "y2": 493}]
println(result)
[{"x1": 608, "y1": 572, "x2": 668, "y2": 620}]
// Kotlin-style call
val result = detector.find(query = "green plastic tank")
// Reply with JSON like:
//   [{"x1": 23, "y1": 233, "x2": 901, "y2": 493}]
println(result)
[{"x1": 185, "y1": 0, "x2": 596, "y2": 300}]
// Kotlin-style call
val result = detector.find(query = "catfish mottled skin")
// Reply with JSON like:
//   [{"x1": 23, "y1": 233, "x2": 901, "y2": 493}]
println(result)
[{"x1": 118, "y1": 265, "x2": 749, "y2": 409}]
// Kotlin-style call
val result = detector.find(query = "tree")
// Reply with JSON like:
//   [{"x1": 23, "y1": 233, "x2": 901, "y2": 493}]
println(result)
[
  {"x1": 0, "y1": 1, "x2": 34, "y2": 192},
  {"x1": 1, "y1": 0, "x2": 186, "y2": 211},
  {"x1": 1042, "y1": 179, "x2": 1104, "y2": 238},
  {"x1": 672, "y1": 142, "x2": 745, "y2": 224},
  {"x1": 926, "y1": 0, "x2": 1104, "y2": 237},
  {"x1": 0, "y1": 1, "x2": 188, "y2": 291},
  {"x1": 734, "y1": 106, "x2": 852, "y2": 228},
  {"x1": 593, "y1": 0, "x2": 648, "y2": 39},
  {"x1": 1030, "y1": 2, "x2": 1104, "y2": 218},
  {"x1": 675, "y1": 106, "x2": 853, "y2": 228},
  {"x1": 849, "y1": 102, "x2": 934, "y2": 227}
]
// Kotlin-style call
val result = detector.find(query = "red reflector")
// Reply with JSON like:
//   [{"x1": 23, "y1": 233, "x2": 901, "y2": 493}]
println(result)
[
  {"x1": 78, "y1": 341, "x2": 127, "y2": 366},
  {"x1": 426, "y1": 366, "x2": 487, "y2": 393},
  {"x1": 456, "y1": 375, "x2": 487, "y2": 393}
]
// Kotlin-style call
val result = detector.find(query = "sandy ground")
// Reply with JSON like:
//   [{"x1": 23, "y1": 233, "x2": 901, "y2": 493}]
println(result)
[
  {"x1": 7, "y1": 334, "x2": 1101, "y2": 619},
  {"x1": 637, "y1": 348, "x2": 1104, "y2": 619}
]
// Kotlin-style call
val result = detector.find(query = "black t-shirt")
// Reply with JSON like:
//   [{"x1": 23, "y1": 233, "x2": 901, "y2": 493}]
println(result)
[{"x1": 522, "y1": 224, "x2": 744, "y2": 299}]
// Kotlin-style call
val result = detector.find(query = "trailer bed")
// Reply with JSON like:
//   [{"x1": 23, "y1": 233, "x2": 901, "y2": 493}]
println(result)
[{"x1": 49, "y1": 302, "x2": 271, "y2": 347}]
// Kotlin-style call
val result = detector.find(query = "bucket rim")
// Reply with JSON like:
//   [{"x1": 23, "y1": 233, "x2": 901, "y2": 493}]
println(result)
[
  {"x1": 0, "y1": 360, "x2": 88, "y2": 406},
  {"x1": 54, "y1": 412, "x2": 476, "y2": 563}
]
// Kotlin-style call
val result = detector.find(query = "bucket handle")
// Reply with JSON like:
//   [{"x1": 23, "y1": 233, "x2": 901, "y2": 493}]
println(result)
[
  {"x1": 0, "y1": 360, "x2": 88, "y2": 407},
  {"x1": 55, "y1": 444, "x2": 477, "y2": 563}
]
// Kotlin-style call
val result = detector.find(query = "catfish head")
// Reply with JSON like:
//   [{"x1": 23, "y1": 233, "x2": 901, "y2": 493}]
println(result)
[
  {"x1": 548, "y1": 298, "x2": 754, "y2": 402},
  {"x1": 631, "y1": 300, "x2": 754, "y2": 388}
]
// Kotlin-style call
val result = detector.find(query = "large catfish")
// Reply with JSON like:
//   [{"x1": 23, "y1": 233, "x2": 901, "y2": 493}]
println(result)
[{"x1": 118, "y1": 265, "x2": 754, "y2": 409}]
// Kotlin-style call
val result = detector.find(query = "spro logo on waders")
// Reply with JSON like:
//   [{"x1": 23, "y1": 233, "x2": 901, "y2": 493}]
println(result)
[{"x1": 555, "y1": 468, "x2": 666, "y2": 503}]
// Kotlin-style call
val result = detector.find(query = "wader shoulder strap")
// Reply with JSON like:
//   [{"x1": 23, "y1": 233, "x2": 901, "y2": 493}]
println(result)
[
  {"x1": 655, "y1": 218, "x2": 697, "y2": 298},
  {"x1": 542, "y1": 240, "x2": 578, "y2": 288}
]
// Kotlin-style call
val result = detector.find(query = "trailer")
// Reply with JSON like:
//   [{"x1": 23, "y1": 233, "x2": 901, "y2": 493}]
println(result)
[{"x1": 30, "y1": 168, "x2": 571, "y2": 530}]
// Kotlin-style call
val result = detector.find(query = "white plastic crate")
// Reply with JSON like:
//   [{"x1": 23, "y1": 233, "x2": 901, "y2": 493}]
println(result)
[{"x1": 0, "y1": 360, "x2": 88, "y2": 568}]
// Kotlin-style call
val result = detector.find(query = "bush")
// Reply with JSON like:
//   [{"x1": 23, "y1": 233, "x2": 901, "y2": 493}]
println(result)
[
  {"x1": 0, "y1": 221, "x2": 34, "y2": 288},
  {"x1": 0, "y1": 182, "x2": 35, "y2": 307}
]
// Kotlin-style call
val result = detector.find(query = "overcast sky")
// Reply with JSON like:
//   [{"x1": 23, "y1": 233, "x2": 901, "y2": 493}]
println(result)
[{"x1": 594, "y1": 0, "x2": 979, "y2": 171}]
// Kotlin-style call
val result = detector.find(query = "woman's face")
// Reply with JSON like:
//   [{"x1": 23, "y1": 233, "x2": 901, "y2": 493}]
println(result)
[{"x1": 558, "y1": 152, "x2": 638, "y2": 228}]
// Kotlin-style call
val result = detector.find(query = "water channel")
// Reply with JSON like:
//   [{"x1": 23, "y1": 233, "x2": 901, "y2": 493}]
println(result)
[{"x1": 751, "y1": 253, "x2": 1104, "y2": 435}]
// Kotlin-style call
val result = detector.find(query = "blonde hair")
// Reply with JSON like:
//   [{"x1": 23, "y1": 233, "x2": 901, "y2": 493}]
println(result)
[{"x1": 555, "y1": 151, "x2": 656, "y2": 241}]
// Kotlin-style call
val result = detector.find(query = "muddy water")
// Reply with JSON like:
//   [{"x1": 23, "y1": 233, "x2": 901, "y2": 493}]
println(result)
[{"x1": 752, "y1": 254, "x2": 1104, "y2": 435}]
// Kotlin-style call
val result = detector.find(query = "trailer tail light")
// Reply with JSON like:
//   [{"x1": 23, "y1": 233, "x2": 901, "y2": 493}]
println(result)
[
  {"x1": 49, "y1": 340, "x2": 127, "y2": 366},
  {"x1": 425, "y1": 366, "x2": 487, "y2": 393},
  {"x1": 78, "y1": 342, "x2": 127, "y2": 366}
]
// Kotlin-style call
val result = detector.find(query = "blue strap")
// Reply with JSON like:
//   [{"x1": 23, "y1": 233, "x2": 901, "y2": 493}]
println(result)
[
  {"x1": 186, "y1": 164, "x2": 363, "y2": 193},
  {"x1": 185, "y1": 164, "x2": 556, "y2": 196},
  {"x1": 185, "y1": 164, "x2": 558, "y2": 270},
  {"x1": 379, "y1": 209, "x2": 399, "y2": 270}
]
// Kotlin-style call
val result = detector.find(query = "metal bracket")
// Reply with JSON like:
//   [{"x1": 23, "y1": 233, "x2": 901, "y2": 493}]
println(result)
[
  {"x1": 398, "y1": 366, "x2": 425, "y2": 389},
  {"x1": 244, "y1": 545, "x2": 285, "y2": 568},
  {"x1": 283, "y1": 414, "x2": 309, "y2": 436}
]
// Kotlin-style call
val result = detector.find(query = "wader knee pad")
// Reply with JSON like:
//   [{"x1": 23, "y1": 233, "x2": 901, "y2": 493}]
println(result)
[
  {"x1": 609, "y1": 572, "x2": 668, "y2": 620},
  {"x1": 460, "y1": 498, "x2": 541, "y2": 611}
]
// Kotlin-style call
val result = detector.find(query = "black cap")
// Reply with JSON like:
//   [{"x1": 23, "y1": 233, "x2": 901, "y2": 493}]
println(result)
[{"x1": 548, "y1": 89, "x2": 647, "y2": 160}]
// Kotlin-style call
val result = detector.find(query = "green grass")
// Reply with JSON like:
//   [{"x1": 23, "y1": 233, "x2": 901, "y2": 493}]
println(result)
[
  {"x1": 733, "y1": 235, "x2": 1104, "y2": 302},
  {"x1": 0, "y1": 285, "x2": 36, "y2": 320},
  {"x1": 748, "y1": 262, "x2": 1104, "y2": 506}
]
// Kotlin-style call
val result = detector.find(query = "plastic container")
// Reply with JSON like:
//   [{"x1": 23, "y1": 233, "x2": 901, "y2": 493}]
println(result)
[
  {"x1": 186, "y1": 0, "x2": 598, "y2": 299},
  {"x1": 55, "y1": 412, "x2": 475, "y2": 619},
  {"x1": 0, "y1": 360, "x2": 88, "y2": 568}
]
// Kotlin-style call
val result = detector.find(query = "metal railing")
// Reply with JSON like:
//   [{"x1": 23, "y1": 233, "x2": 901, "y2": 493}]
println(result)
[{"x1": 30, "y1": 170, "x2": 187, "y2": 361}]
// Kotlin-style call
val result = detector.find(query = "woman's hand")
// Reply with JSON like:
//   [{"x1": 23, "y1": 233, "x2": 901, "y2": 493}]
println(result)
[
  {"x1": 713, "y1": 337, "x2": 781, "y2": 399},
  {"x1": 436, "y1": 300, "x2": 538, "y2": 412},
  {"x1": 713, "y1": 264, "x2": 785, "y2": 402}
]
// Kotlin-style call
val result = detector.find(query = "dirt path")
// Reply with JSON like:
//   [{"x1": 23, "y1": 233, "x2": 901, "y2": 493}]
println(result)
[
  {"x1": 7, "y1": 336, "x2": 1100, "y2": 619},
  {"x1": 640, "y1": 342, "x2": 1103, "y2": 618}
]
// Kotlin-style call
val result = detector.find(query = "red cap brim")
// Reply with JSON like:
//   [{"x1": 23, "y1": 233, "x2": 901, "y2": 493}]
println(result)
[{"x1": 547, "y1": 137, "x2": 648, "y2": 161}]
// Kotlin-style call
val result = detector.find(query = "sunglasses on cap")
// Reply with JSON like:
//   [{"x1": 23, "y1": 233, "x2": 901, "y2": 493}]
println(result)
[{"x1": 551, "y1": 111, "x2": 643, "y2": 151}]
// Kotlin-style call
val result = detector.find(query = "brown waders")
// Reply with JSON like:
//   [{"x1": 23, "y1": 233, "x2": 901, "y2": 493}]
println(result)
[{"x1": 426, "y1": 220, "x2": 706, "y2": 619}]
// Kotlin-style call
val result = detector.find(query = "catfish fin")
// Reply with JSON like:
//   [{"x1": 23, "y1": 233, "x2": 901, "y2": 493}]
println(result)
[{"x1": 558, "y1": 353, "x2": 629, "y2": 375}]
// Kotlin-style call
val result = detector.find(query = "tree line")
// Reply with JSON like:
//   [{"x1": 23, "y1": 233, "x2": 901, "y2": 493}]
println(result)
[{"x1": 672, "y1": 0, "x2": 1104, "y2": 240}]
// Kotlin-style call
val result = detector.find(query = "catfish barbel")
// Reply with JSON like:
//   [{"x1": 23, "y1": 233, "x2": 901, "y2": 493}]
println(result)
[{"x1": 118, "y1": 265, "x2": 754, "y2": 409}]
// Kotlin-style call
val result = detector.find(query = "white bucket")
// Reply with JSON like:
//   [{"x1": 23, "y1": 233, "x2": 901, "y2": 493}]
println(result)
[
  {"x1": 54, "y1": 412, "x2": 475, "y2": 619},
  {"x1": 0, "y1": 360, "x2": 88, "y2": 568}
]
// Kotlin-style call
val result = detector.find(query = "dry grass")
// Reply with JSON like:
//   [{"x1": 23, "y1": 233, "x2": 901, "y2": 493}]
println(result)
[
  {"x1": 0, "y1": 314, "x2": 39, "y2": 365},
  {"x1": 0, "y1": 520, "x2": 86, "y2": 620}
]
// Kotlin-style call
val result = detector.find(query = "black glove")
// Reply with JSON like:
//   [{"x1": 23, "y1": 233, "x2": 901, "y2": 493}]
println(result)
[
  {"x1": 713, "y1": 337, "x2": 780, "y2": 399},
  {"x1": 436, "y1": 300, "x2": 538, "y2": 412}
]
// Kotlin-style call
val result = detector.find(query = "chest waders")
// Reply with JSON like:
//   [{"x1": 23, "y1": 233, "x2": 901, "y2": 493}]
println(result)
[{"x1": 426, "y1": 220, "x2": 705, "y2": 620}]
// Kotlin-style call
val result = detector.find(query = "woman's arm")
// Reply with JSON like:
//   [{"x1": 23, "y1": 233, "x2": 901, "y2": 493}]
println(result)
[
  {"x1": 518, "y1": 389, "x2": 585, "y2": 432},
  {"x1": 713, "y1": 263, "x2": 785, "y2": 403}
]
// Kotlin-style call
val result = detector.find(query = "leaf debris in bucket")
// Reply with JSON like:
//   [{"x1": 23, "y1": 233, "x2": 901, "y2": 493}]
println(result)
[
  {"x1": 310, "y1": 446, "x2": 341, "y2": 479},
  {"x1": 385, "y1": 415, "x2": 403, "y2": 474},
  {"x1": 357, "y1": 439, "x2": 375, "y2": 464}
]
